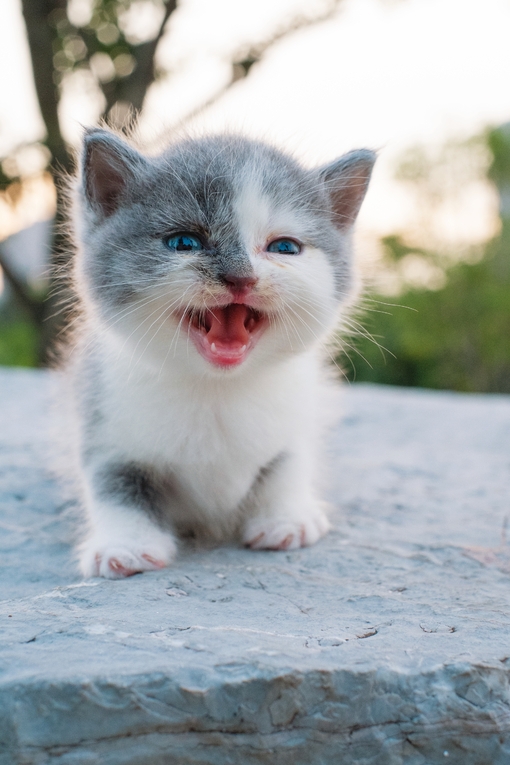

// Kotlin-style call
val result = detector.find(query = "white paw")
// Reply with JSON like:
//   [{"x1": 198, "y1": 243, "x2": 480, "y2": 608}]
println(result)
[
  {"x1": 79, "y1": 532, "x2": 177, "y2": 579},
  {"x1": 243, "y1": 506, "x2": 331, "y2": 551}
]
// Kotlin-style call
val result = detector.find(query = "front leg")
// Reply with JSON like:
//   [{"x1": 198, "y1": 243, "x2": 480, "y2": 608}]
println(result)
[
  {"x1": 242, "y1": 451, "x2": 331, "y2": 551},
  {"x1": 79, "y1": 461, "x2": 178, "y2": 579}
]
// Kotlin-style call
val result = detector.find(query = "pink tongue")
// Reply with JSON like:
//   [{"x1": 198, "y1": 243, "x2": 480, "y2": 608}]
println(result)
[{"x1": 207, "y1": 305, "x2": 250, "y2": 347}]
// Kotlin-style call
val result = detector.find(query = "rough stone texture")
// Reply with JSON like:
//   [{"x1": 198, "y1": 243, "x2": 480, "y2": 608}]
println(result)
[{"x1": 1, "y1": 367, "x2": 510, "y2": 764}]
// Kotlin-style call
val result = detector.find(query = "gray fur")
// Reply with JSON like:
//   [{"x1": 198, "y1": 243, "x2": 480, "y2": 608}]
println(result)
[
  {"x1": 76, "y1": 131, "x2": 376, "y2": 314},
  {"x1": 96, "y1": 462, "x2": 173, "y2": 526},
  {"x1": 70, "y1": 128, "x2": 376, "y2": 576}
]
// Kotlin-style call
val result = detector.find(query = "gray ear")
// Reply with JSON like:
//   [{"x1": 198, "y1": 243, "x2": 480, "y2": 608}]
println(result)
[
  {"x1": 82, "y1": 128, "x2": 147, "y2": 217},
  {"x1": 319, "y1": 149, "x2": 376, "y2": 230}
]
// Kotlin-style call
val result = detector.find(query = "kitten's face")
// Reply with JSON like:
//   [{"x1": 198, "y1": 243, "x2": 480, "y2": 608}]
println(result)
[{"x1": 75, "y1": 132, "x2": 374, "y2": 375}]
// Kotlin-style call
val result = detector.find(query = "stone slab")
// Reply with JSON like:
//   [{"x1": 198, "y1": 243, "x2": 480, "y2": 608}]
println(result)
[{"x1": 1, "y1": 368, "x2": 510, "y2": 764}]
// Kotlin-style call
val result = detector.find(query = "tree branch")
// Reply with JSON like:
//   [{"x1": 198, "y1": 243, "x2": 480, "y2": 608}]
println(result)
[
  {"x1": 175, "y1": 0, "x2": 343, "y2": 128},
  {"x1": 20, "y1": 0, "x2": 71, "y2": 173},
  {"x1": 103, "y1": 0, "x2": 178, "y2": 115},
  {"x1": 238, "y1": 0, "x2": 343, "y2": 65}
]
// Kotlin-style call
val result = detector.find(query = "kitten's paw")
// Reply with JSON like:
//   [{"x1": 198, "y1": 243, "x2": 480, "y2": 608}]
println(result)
[
  {"x1": 243, "y1": 507, "x2": 331, "y2": 551},
  {"x1": 80, "y1": 533, "x2": 177, "y2": 579}
]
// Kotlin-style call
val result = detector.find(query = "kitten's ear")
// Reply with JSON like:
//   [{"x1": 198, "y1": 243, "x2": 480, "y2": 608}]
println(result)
[
  {"x1": 319, "y1": 149, "x2": 376, "y2": 231},
  {"x1": 81, "y1": 129, "x2": 146, "y2": 217}
]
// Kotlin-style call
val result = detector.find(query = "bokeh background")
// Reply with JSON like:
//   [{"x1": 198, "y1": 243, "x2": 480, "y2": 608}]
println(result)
[{"x1": 1, "y1": 0, "x2": 509, "y2": 391}]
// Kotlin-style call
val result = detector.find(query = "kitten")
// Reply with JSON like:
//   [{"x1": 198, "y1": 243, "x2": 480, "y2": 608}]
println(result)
[{"x1": 69, "y1": 128, "x2": 375, "y2": 578}]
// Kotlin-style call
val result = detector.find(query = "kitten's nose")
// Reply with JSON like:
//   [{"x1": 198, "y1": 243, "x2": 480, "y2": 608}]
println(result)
[{"x1": 221, "y1": 273, "x2": 258, "y2": 294}]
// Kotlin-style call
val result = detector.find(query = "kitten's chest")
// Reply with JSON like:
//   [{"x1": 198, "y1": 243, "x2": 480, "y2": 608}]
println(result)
[{"x1": 106, "y1": 370, "x2": 296, "y2": 503}]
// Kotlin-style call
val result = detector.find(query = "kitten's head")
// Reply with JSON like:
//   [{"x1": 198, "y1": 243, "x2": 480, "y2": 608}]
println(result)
[{"x1": 74, "y1": 129, "x2": 375, "y2": 375}]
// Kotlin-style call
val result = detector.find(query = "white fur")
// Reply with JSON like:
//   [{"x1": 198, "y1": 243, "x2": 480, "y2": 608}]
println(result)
[
  {"x1": 73, "y1": 134, "x2": 374, "y2": 578},
  {"x1": 78, "y1": 323, "x2": 333, "y2": 577}
]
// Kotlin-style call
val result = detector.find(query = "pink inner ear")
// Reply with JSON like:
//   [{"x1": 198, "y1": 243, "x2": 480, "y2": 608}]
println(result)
[
  {"x1": 321, "y1": 150, "x2": 376, "y2": 231},
  {"x1": 85, "y1": 144, "x2": 128, "y2": 217},
  {"x1": 329, "y1": 172, "x2": 371, "y2": 229},
  {"x1": 328, "y1": 167, "x2": 372, "y2": 228}
]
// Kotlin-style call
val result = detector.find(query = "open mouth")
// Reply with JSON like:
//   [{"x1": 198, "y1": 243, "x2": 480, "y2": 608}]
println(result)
[{"x1": 182, "y1": 304, "x2": 267, "y2": 367}]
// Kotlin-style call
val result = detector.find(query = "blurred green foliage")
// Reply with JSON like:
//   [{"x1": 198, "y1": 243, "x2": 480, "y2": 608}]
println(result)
[
  {"x1": 345, "y1": 249, "x2": 510, "y2": 392},
  {"x1": 343, "y1": 124, "x2": 510, "y2": 393},
  {"x1": 0, "y1": 319, "x2": 38, "y2": 367}
]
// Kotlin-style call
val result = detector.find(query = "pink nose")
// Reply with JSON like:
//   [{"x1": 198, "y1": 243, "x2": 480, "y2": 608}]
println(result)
[{"x1": 222, "y1": 274, "x2": 258, "y2": 292}]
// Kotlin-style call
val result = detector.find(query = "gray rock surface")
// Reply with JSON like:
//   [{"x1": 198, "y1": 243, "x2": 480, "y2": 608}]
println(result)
[{"x1": 1, "y1": 368, "x2": 510, "y2": 764}]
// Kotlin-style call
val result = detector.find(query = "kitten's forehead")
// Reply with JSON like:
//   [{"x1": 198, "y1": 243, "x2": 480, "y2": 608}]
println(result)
[
  {"x1": 234, "y1": 173, "x2": 312, "y2": 249},
  {"x1": 156, "y1": 137, "x2": 321, "y2": 238}
]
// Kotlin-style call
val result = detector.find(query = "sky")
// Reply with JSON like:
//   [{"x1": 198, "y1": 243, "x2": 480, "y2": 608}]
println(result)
[{"x1": 0, "y1": 0, "x2": 509, "y2": 250}]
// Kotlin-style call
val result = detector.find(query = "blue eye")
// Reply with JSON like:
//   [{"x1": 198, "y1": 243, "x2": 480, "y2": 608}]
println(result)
[
  {"x1": 164, "y1": 234, "x2": 203, "y2": 252},
  {"x1": 267, "y1": 238, "x2": 301, "y2": 255}
]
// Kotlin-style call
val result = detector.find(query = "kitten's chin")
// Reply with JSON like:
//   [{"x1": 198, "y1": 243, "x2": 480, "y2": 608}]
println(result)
[{"x1": 179, "y1": 304, "x2": 267, "y2": 369}]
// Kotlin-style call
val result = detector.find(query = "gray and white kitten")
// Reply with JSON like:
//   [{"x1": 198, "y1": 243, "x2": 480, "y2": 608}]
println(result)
[{"x1": 70, "y1": 128, "x2": 375, "y2": 578}]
